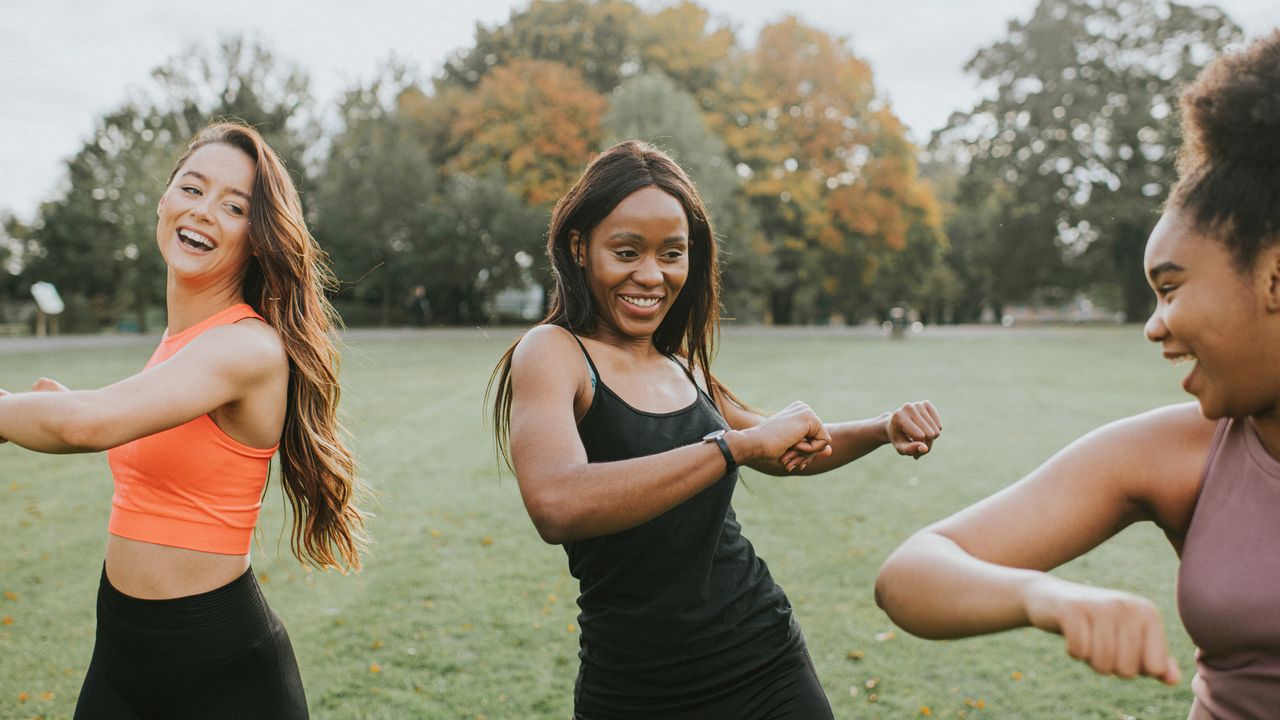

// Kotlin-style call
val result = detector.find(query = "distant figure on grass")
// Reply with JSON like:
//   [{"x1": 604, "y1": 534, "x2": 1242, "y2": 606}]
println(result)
[
  {"x1": 489, "y1": 140, "x2": 942, "y2": 719},
  {"x1": 875, "y1": 32, "x2": 1280, "y2": 720},
  {"x1": 0, "y1": 122, "x2": 365, "y2": 719}
]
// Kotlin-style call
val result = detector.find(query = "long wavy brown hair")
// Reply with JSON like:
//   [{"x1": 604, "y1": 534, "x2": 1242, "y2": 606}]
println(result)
[
  {"x1": 167, "y1": 122, "x2": 365, "y2": 571},
  {"x1": 489, "y1": 140, "x2": 742, "y2": 467}
]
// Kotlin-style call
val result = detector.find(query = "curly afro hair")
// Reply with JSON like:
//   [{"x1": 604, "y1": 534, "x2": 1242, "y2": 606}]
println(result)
[{"x1": 1172, "y1": 30, "x2": 1280, "y2": 270}]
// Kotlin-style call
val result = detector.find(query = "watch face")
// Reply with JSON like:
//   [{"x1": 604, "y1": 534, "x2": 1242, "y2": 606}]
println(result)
[{"x1": 704, "y1": 429, "x2": 725, "y2": 441}]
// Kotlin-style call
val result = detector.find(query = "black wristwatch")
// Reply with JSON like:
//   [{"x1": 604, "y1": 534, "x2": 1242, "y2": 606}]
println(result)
[{"x1": 702, "y1": 428, "x2": 737, "y2": 475}]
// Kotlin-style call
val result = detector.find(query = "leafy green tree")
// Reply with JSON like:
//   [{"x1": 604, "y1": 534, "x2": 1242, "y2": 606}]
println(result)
[
  {"x1": 935, "y1": 0, "x2": 1242, "y2": 319},
  {"x1": 424, "y1": 173, "x2": 548, "y2": 324},
  {"x1": 440, "y1": 0, "x2": 643, "y2": 93},
  {"x1": 27, "y1": 37, "x2": 316, "y2": 331},
  {"x1": 315, "y1": 70, "x2": 440, "y2": 326}
]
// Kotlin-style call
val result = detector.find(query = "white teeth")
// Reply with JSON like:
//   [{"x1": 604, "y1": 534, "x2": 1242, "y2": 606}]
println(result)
[
  {"x1": 622, "y1": 296, "x2": 659, "y2": 308},
  {"x1": 178, "y1": 229, "x2": 213, "y2": 250},
  {"x1": 1170, "y1": 354, "x2": 1196, "y2": 365}
]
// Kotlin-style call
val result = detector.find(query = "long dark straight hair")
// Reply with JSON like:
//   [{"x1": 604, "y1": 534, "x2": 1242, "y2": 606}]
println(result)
[
  {"x1": 166, "y1": 122, "x2": 366, "y2": 571},
  {"x1": 488, "y1": 140, "x2": 736, "y2": 466}
]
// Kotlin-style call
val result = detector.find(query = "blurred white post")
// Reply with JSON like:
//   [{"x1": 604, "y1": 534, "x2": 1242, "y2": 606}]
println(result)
[{"x1": 31, "y1": 282, "x2": 65, "y2": 337}]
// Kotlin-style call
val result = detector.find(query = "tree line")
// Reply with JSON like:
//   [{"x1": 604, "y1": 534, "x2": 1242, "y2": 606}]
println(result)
[{"x1": 0, "y1": 0, "x2": 1244, "y2": 332}]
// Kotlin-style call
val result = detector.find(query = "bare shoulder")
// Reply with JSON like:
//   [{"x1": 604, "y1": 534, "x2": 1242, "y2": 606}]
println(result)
[
  {"x1": 512, "y1": 324, "x2": 581, "y2": 368},
  {"x1": 184, "y1": 319, "x2": 288, "y2": 381},
  {"x1": 1080, "y1": 401, "x2": 1216, "y2": 528},
  {"x1": 510, "y1": 324, "x2": 590, "y2": 390}
]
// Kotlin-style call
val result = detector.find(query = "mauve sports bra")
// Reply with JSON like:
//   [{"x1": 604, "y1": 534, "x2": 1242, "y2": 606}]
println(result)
[{"x1": 1177, "y1": 417, "x2": 1280, "y2": 720}]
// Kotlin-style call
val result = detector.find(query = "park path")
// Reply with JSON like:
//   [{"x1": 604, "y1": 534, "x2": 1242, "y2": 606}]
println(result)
[{"x1": 0, "y1": 323, "x2": 1129, "y2": 356}]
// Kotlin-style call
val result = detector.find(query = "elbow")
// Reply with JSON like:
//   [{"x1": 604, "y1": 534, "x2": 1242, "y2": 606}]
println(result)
[
  {"x1": 873, "y1": 541, "x2": 947, "y2": 640},
  {"x1": 54, "y1": 413, "x2": 112, "y2": 453},
  {"x1": 523, "y1": 493, "x2": 580, "y2": 545}
]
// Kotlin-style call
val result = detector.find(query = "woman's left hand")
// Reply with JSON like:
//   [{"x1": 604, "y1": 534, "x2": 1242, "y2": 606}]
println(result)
[{"x1": 887, "y1": 401, "x2": 941, "y2": 458}]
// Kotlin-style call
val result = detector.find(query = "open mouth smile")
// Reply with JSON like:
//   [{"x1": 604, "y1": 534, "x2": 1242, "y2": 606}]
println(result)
[
  {"x1": 177, "y1": 227, "x2": 216, "y2": 252},
  {"x1": 620, "y1": 295, "x2": 661, "y2": 309}
]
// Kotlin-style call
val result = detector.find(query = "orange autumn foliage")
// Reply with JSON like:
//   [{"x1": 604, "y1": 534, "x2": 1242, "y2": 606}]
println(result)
[{"x1": 451, "y1": 59, "x2": 606, "y2": 206}]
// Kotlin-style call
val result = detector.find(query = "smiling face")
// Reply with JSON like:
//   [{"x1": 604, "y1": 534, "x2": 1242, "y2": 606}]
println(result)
[
  {"x1": 156, "y1": 142, "x2": 255, "y2": 291},
  {"x1": 573, "y1": 186, "x2": 690, "y2": 344},
  {"x1": 1144, "y1": 207, "x2": 1280, "y2": 419}
]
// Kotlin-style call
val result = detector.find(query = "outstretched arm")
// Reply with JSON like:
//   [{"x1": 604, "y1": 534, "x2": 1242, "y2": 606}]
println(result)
[
  {"x1": 0, "y1": 323, "x2": 281, "y2": 454},
  {"x1": 508, "y1": 326, "x2": 832, "y2": 544},
  {"x1": 716, "y1": 390, "x2": 941, "y2": 475},
  {"x1": 874, "y1": 403, "x2": 1213, "y2": 685}
]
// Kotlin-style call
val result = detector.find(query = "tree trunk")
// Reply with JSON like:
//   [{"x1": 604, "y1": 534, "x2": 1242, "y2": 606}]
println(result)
[{"x1": 769, "y1": 288, "x2": 795, "y2": 325}]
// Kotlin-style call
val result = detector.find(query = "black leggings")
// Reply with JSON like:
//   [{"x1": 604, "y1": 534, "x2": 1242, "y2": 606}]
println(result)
[
  {"x1": 574, "y1": 645, "x2": 835, "y2": 720},
  {"x1": 74, "y1": 566, "x2": 308, "y2": 720}
]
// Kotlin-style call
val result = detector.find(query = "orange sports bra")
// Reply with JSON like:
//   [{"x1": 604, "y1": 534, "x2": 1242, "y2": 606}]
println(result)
[{"x1": 106, "y1": 304, "x2": 279, "y2": 555}]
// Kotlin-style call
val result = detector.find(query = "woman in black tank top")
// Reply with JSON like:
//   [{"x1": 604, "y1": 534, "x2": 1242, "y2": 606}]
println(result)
[{"x1": 490, "y1": 140, "x2": 942, "y2": 719}]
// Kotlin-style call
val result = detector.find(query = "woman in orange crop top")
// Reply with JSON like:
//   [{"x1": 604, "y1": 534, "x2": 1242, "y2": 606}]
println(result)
[
  {"x1": 875, "y1": 32, "x2": 1280, "y2": 719},
  {"x1": 0, "y1": 122, "x2": 365, "y2": 719}
]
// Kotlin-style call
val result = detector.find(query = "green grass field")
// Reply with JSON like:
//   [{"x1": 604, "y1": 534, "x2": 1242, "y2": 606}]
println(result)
[{"x1": 0, "y1": 325, "x2": 1195, "y2": 719}]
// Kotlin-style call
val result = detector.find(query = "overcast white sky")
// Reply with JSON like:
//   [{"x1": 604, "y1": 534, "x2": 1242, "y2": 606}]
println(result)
[{"x1": 2, "y1": 0, "x2": 1276, "y2": 222}]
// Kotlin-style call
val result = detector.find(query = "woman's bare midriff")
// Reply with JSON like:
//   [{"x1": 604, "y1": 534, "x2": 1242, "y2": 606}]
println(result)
[{"x1": 105, "y1": 534, "x2": 250, "y2": 600}]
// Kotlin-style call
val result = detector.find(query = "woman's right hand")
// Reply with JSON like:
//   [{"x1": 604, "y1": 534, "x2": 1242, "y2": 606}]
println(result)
[
  {"x1": 735, "y1": 401, "x2": 832, "y2": 469},
  {"x1": 1022, "y1": 574, "x2": 1180, "y2": 685}
]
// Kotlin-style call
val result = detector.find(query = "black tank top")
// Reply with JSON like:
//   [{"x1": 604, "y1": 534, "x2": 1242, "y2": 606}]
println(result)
[{"x1": 567, "y1": 334, "x2": 800, "y2": 717}]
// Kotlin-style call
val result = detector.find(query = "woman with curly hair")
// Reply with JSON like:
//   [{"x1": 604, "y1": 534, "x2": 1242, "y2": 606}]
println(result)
[
  {"x1": 0, "y1": 122, "x2": 364, "y2": 719},
  {"x1": 876, "y1": 31, "x2": 1280, "y2": 719},
  {"x1": 490, "y1": 139, "x2": 941, "y2": 719}
]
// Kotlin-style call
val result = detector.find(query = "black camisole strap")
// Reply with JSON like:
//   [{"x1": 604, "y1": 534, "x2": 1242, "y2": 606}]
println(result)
[{"x1": 567, "y1": 331, "x2": 599, "y2": 391}]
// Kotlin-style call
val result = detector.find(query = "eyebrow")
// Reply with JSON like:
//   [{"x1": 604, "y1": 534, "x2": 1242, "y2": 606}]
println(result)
[
  {"x1": 607, "y1": 230, "x2": 689, "y2": 244},
  {"x1": 1147, "y1": 261, "x2": 1186, "y2": 283},
  {"x1": 179, "y1": 171, "x2": 251, "y2": 202}
]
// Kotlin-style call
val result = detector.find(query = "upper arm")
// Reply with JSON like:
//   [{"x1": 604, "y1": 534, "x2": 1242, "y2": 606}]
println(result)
[
  {"x1": 508, "y1": 326, "x2": 592, "y2": 496},
  {"x1": 926, "y1": 403, "x2": 1213, "y2": 572},
  {"x1": 73, "y1": 322, "x2": 284, "y2": 449}
]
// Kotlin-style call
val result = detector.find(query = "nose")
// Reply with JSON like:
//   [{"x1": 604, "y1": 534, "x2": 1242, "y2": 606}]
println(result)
[
  {"x1": 633, "y1": 255, "x2": 662, "y2": 286},
  {"x1": 189, "y1": 196, "x2": 215, "y2": 225},
  {"x1": 1144, "y1": 304, "x2": 1167, "y2": 343}
]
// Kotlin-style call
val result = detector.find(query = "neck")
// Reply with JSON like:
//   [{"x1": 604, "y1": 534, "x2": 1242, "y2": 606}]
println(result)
[
  {"x1": 1250, "y1": 411, "x2": 1280, "y2": 463},
  {"x1": 165, "y1": 271, "x2": 245, "y2": 334},
  {"x1": 588, "y1": 323, "x2": 663, "y2": 360}
]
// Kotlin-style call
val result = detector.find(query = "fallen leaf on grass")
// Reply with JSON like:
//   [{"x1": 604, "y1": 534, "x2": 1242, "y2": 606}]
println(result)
[
  {"x1": 481, "y1": 536, "x2": 494, "y2": 546},
  {"x1": 846, "y1": 650, "x2": 864, "y2": 661},
  {"x1": 2, "y1": 616, "x2": 13, "y2": 626},
  {"x1": 370, "y1": 664, "x2": 381, "y2": 673},
  {"x1": 864, "y1": 678, "x2": 879, "y2": 689},
  {"x1": 874, "y1": 630, "x2": 896, "y2": 642},
  {"x1": 566, "y1": 623, "x2": 577, "y2": 633},
  {"x1": 370, "y1": 639, "x2": 384, "y2": 650},
  {"x1": 1010, "y1": 671, "x2": 1024, "y2": 681},
  {"x1": 3, "y1": 592, "x2": 17, "y2": 601},
  {"x1": 919, "y1": 707, "x2": 932, "y2": 716},
  {"x1": 17, "y1": 693, "x2": 28, "y2": 702},
  {"x1": 40, "y1": 693, "x2": 53, "y2": 701},
  {"x1": 964, "y1": 697, "x2": 986, "y2": 709}
]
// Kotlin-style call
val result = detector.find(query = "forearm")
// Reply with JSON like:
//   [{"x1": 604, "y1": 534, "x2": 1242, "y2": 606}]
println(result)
[
  {"x1": 749, "y1": 416, "x2": 889, "y2": 476},
  {"x1": 0, "y1": 390, "x2": 102, "y2": 453},
  {"x1": 520, "y1": 430, "x2": 752, "y2": 544},
  {"x1": 875, "y1": 531, "x2": 1041, "y2": 639},
  {"x1": 796, "y1": 416, "x2": 890, "y2": 474}
]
